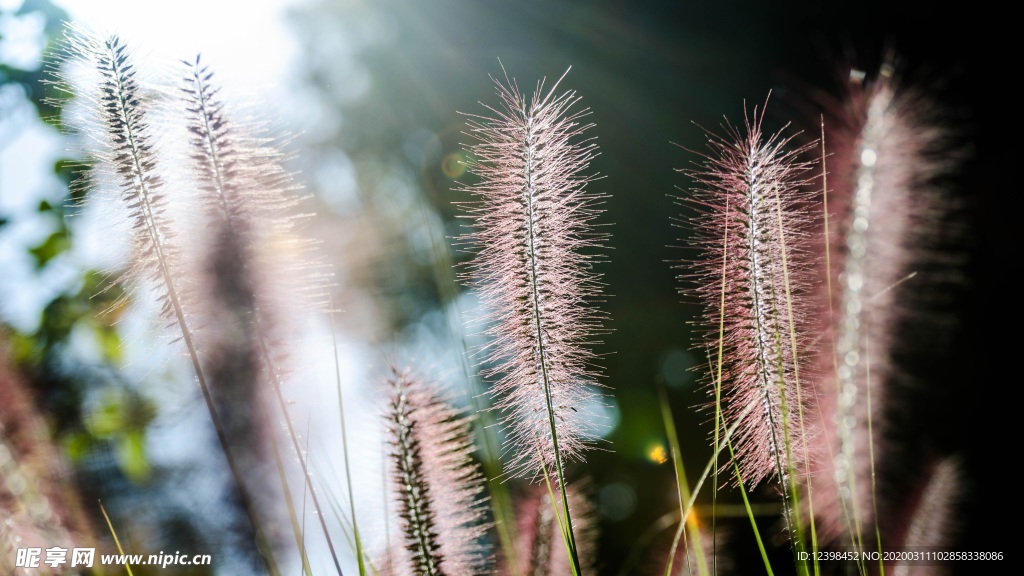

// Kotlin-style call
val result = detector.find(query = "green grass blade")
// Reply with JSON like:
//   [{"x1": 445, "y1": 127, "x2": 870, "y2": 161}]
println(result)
[
  {"x1": 711, "y1": 197, "x2": 730, "y2": 576},
  {"x1": 724, "y1": 438, "x2": 774, "y2": 576},
  {"x1": 538, "y1": 451, "x2": 581, "y2": 576},
  {"x1": 772, "y1": 183, "x2": 813, "y2": 575},
  {"x1": 658, "y1": 383, "x2": 709, "y2": 576},
  {"x1": 99, "y1": 500, "x2": 134, "y2": 576},
  {"x1": 268, "y1": 421, "x2": 313, "y2": 576},
  {"x1": 330, "y1": 304, "x2": 367, "y2": 576}
]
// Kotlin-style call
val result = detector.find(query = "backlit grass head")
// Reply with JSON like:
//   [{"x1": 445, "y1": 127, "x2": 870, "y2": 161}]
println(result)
[{"x1": 682, "y1": 100, "x2": 816, "y2": 488}]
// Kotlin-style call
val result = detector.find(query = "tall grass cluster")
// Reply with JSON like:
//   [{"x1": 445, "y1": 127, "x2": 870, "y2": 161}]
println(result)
[{"x1": 1, "y1": 23, "x2": 967, "y2": 576}]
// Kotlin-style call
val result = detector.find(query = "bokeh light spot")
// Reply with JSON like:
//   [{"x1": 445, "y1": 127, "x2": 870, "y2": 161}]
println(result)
[
  {"x1": 441, "y1": 151, "x2": 467, "y2": 178},
  {"x1": 647, "y1": 442, "x2": 668, "y2": 464},
  {"x1": 599, "y1": 481, "x2": 636, "y2": 521},
  {"x1": 660, "y1": 348, "x2": 695, "y2": 389},
  {"x1": 686, "y1": 509, "x2": 700, "y2": 528}
]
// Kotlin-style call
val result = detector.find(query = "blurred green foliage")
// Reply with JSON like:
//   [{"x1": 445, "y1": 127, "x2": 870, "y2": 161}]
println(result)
[
  {"x1": 0, "y1": 4, "x2": 224, "y2": 571},
  {"x1": 0, "y1": 0, "x2": 72, "y2": 126},
  {"x1": 1, "y1": 0, "x2": 156, "y2": 496}
]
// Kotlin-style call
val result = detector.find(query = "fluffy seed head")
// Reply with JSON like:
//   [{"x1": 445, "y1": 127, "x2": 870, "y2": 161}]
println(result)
[
  {"x1": 456, "y1": 68, "x2": 611, "y2": 479},
  {"x1": 683, "y1": 101, "x2": 816, "y2": 488},
  {"x1": 810, "y1": 64, "x2": 955, "y2": 542},
  {"x1": 506, "y1": 483, "x2": 596, "y2": 576},
  {"x1": 385, "y1": 367, "x2": 491, "y2": 576},
  {"x1": 180, "y1": 55, "x2": 330, "y2": 330},
  {"x1": 52, "y1": 28, "x2": 193, "y2": 327}
]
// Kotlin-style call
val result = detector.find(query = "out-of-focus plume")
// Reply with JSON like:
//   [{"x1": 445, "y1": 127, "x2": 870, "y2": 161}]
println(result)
[
  {"x1": 502, "y1": 483, "x2": 596, "y2": 576},
  {"x1": 809, "y1": 61, "x2": 954, "y2": 544},
  {"x1": 178, "y1": 53, "x2": 337, "y2": 568},
  {"x1": 890, "y1": 458, "x2": 960, "y2": 576},
  {"x1": 1, "y1": 339, "x2": 95, "y2": 575}
]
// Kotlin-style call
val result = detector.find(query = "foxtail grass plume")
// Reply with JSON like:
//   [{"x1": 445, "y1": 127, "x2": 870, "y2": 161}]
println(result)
[
  {"x1": 180, "y1": 54, "x2": 328, "y2": 330},
  {"x1": 890, "y1": 458, "x2": 960, "y2": 576},
  {"x1": 178, "y1": 54, "x2": 343, "y2": 571},
  {"x1": 504, "y1": 483, "x2": 596, "y2": 576},
  {"x1": 53, "y1": 29, "x2": 277, "y2": 568},
  {"x1": 179, "y1": 53, "x2": 302, "y2": 439},
  {"x1": 54, "y1": 29, "x2": 195, "y2": 335},
  {"x1": 810, "y1": 63, "x2": 952, "y2": 543},
  {"x1": 456, "y1": 68, "x2": 611, "y2": 479},
  {"x1": 683, "y1": 101, "x2": 816, "y2": 489},
  {"x1": 385, "y1": 367, "x2": 491, "y2": 576},
  {"x1": 179, "y1": 57, "x2": 278, "y2": 535}
]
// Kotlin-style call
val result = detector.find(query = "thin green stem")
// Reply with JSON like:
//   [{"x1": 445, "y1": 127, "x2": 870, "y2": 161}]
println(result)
[
  {"x1": 659, "y1": 383, "x2": 709, "y2": 576},
  {"x1": 712, "y1": 198, "x2": 730, "y2": 576},
  {"x1": 538, "y1": 450, "x2": 580, "y2": 576},
  {"x1": 99, "y1": 500, "x2": 135, "y2": 576},
  {"x1": 331, "y1": 304, "x2": 367, "y2": 576},
  {"x1": 773, "y1": 184, "x2": 816, "y2": 575},
  {"x1": 522, "y1": 117, "x2": 580, "y2": 573},
  {"x1": 268, "y1": 419, "x2": 313, "y2": 576},
  {"x1": 726, "y1": 436, "x2": 773, "y2": 576}
]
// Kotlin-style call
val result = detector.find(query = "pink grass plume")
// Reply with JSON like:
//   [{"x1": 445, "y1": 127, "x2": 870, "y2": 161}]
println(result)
[
  {"x1": 455, "y1": 67, "x2": 612, "y2": 480},
  {"x1": 503, "y1": 483, "x2": 596, "y2": 576},
  {"x1": 809, "y1": 62, "x2": 956, "y2": 544},
  {"x1": 385, "y1": 367, "x2": 491, "y2": 576},
  {"x1": 682, "y1": 99, "x2": 817, "y2": 489}
]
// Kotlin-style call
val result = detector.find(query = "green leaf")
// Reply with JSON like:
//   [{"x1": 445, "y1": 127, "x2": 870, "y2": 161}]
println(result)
[
  {"x1": 28, "y1": 229, "x2": 69, "y2": 268},
  {"x1": 116, "y1": 431, "x2": 151, "y2": 482},
  {"x1": 63, "y1": 430, "x2": 93, "y2": 461},
  {"x1": 8, "y1": 331, "x2": 41, "y2": 366},
  {"x1": 85, "y1": 393, "x2": 126, "y2": 438},
  {"x1": 96, "y1": 326, "x2": 123, "y2": 363}
]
